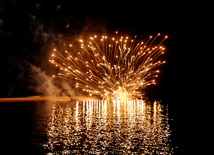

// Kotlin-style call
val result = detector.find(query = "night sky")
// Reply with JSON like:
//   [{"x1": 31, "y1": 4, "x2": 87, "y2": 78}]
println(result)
[{"x1": 0, "y1": 0, "x2": 207, "y2": 99}]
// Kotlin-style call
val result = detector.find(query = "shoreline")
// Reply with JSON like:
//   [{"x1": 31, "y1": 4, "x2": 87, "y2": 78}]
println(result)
[{"x1": 0, "y1": 96, "x2": 72, "y2": 102}]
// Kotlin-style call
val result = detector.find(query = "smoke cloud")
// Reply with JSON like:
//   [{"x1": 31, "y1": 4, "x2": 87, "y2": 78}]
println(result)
[
  {"x1": 27, "y1": 64, "x2": 92, "y2": 100},
  {"x1": 29, "y1": 64, "x2": 61, "y2": 97}
]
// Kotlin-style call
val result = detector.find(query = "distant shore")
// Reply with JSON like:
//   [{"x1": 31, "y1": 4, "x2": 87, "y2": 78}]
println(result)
[{"x1": 0, "y1": 96, "x2": 72, "y2": 102}]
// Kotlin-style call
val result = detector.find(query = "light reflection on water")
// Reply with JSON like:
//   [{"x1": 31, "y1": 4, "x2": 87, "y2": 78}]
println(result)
[{"x1": 43, "y1": 100, "x2": 173, "y2": 154}]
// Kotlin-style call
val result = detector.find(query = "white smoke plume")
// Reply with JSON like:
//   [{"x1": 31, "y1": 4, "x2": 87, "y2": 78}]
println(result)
[
  {"x1": 29, "y1": 64, "x2": 61, "y2": 97},
  {"x1": 28, "y1": 64, "x2": 93, "y2": 100}
]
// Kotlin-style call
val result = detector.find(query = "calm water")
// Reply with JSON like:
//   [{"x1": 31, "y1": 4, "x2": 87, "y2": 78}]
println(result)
[{"x1": 4, "y1": 100, "x2": 176, "y2": 154}]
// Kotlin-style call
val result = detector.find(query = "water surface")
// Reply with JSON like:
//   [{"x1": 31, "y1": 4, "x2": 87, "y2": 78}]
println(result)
[{"x1": 5, "y1": 100, "x2": 174, "y2": 154}]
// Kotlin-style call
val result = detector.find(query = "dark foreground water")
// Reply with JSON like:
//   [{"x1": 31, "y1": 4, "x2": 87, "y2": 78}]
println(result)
[{"x1": 3, "y1": 100, "x2": 179, "y2": 154}]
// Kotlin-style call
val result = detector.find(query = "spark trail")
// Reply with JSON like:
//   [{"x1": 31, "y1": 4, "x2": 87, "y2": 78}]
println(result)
[{"x1": 49, "y1": 32, "x2": 168, "y2": 100}]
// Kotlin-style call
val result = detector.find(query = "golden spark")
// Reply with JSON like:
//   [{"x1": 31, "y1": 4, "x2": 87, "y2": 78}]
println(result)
[{"x1": 49, "y1": 32, "x2": 168, "y2": 100}]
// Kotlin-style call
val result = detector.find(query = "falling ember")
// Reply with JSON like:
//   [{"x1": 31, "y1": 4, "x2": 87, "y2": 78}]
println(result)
[{"x1": 49, "y1": 32, "x2": 168, "y2": 100}]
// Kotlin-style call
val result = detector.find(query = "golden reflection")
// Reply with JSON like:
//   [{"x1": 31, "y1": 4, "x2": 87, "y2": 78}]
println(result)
[{"x1": 43, "y1": 100, "x2": 173, "y2": 154}]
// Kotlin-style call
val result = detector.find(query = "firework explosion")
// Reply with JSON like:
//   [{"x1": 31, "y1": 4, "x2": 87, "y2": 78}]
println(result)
[{"x1": 49, "y1": 32, "x2": 168, "y2": 100}]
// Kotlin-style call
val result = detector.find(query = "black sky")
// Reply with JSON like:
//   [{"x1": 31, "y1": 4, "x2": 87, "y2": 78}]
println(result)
[{"x1": 0, "y1": 0, "x2": 208, "y2": 99}]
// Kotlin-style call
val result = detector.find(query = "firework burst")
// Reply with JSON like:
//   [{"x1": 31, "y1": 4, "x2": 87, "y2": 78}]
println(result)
[{"x1": 49, "y1": 32, "x2": 168, "y2": 100}]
